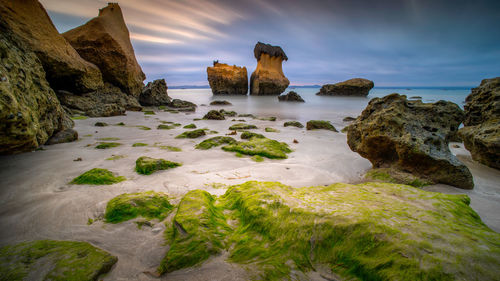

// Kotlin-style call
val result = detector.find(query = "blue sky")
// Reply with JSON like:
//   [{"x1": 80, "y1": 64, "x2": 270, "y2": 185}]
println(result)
[{"x1": 41, "y1": 0, "x2": 500, "y2": 87}]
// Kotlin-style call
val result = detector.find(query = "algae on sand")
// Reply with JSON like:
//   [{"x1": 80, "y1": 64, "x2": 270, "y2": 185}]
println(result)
[
  {"x1": 71, "y1": 168, "x2": 125, "y2": 185},
  {"x1": 228, "y1": 123, "x2": 258, "y2": 131},
  {"x1": 105, "y1": 191, "x2": 174, "y2": 223},
  {"x1": 195, "y1": 136, "x2": 237, "y2": 150},
  {"x1": 222, "y1": 137, "x2": 292, "y2": 159},
  {"x1": 95, "y1": 142, "x2": 122, "y2": 149},
  {"x1": 175, "y1": 129, "x2": 206, "y2": 139},
  {"x1": 135, "y1": 156, "x2": 181, "y2": 175}
]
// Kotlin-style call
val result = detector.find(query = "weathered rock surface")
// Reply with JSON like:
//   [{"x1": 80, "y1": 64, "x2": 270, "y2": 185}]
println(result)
[
  {"x1": 278, "y1": 91, "x2": 304, "y2": 102},
  {"x1": 207, "y1": 62, "x2": 248, "y2": 95},
  {"x1": 63, "y1": 3, "x2": 145, "y2": 96},
  {"x1": 459, "y1": 77, "x2": 500, "y2": 169},
  {"x1": 168, "y1": 99, "x2": 197, "y2": 112},
  {"x1": 139, "y1": 79, "x2": 171, "y2": 106},
  {"x1": 346, "y1": 93, "x2": 473, "y2": 189},
  {"x1": 317, "y1": 78, "x2": 374, "y2": 96},
  {"x1": 0, "y1": 19, "x2": 74, "y2": 154},
  {"x1": 46, "y1": 129, "x2": 78, "y2": 145},
  {"x1": 203, "y1": 110, "x2": 225, "y2": 120},
  {"x1": 250, "y1": 42, "x2": 289, "y2": 95},
  {"x1": 0, "y1": 0, "x2": 103, "y2": 93}
]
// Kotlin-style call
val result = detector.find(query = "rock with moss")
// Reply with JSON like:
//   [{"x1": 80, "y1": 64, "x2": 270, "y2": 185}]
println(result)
[
  {"x1": 157, "y1": 124, "x2": 175, "y2": 130},
  {"x1": 139, "y1": 79, "x2": 171, "y2": 106},
  {"x1": 183, "y1": 123, "x2": 196, "y2": 129},
  {"x1": 175, "y1": 129, "x2": 206, "y2": 139},
  {"x1": 195, "y1": 136, "x2": 237, "y2": 150},
  {"x1": 346, "y1": 93, "x2": 473, "y2": 189},
  {"x1": 229, "y1": 123, "x2": 257, "y2": 131},
  {"x1": 316, "y1": 78, "x2": 374, "y2": 96},
  {"x1": 265, "y1": 127, "x2": 279, "y2": 133},
  {"x1": 240, "y1": 131, "x2": 265, "y2": 139},
  {"x1": 258, "y1": 116, "x2": 276, "y2": 121},
  {"x1": 135, "y1": 156, "x2": 181, "y2": 175},
  {"x1": 94, "y1": 122, "x2": 108, "y2": 127},
  {"x1": 306, "y1": 120, "x2": 338, "y2": 132},
  {"x1": 71, "y1": 168, "x2": 125, "y2": 185},
  {"x1": 343, "y1": 116, "x2": 356, "y2": 122},
  {"x1": 95, "y1": 142, "x2": 122, "y2": 149},
  {"x1": 0, "y1": 240, "x2": 117, "y2": 280},
  {"x1": 365, "y1": 168, "x2": 432, "y2": 187},
  {"x1": 210, "y1": 100, "x2": 232, "y2": 105},
  {"x1": 105, "y1": 191, "x2": 174, "y2": 223},
  {"x1": 203, "y1": 110, "x2": 225, "y2": 120},
  {"x1": 46, "y1": 129, "x2": 78, "y2": 145},
  {"x1": 219, "y1": 109, "x2": 237, "y2": 117},
  {"x1": 277, "y1": 91, "x2": 304, "y2": 102},
  {"x1": 283, "y1": 121, "x2": 304, "y2": 128},
  {"x1": 238, "y1": 113, "x2": 256, "y2": 118},
  {"x1": 222, "y1": 137, "x2": 291, "y2": 159},
  {"x1": 168, "y1": 99, "x2": 197, "y2": 112}
]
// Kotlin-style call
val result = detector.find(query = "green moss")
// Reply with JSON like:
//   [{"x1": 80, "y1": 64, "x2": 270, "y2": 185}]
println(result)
[
  {"x1": 114, "y1": 122, "x2": 125, "y2": 126},
  {"x1": 87, "y1": 218, "x2": 94, "y2": 225},
  {"x1": 158, "y1": 105, "x2": 167, "y2": 110},
  {"x1": 71, "y1": 168, "x2": 125, "y2": 185},
  {"x1": 83, "y1": 134, "x2": 93, "y2": 137},
  {"x1": 183, "y1": 123, "x2": 197, "y2": 129},
  {"x1": 136, "y1": 220, "x2": 153, "y2": 229},
  {"x1": 105, "y1": 155, "x2": 126, "y2": 161},
  {"x1": 157, "y1": 124, "x2": 175, "y2": 130},
  {"x1": 222, "y1": 137, "x2": 292, "y2": 159},
  {"x1": 95, "y1": 142, "x2": 122, "y2": 149},
  {"x1": 258, "y1": 116, "x2": 277, "y2": 121},
  {"x1": 220, "y1": 109, "x2": 237, "y2": 117},
  {"x1": 306, "y1": 120, "x2": 338, "y2": 132},
  {"x1": 365, "y1": 168, "x2": 433, "y2": 188},
  {"x1": 175, "y1": 129, "x2": 206, "y2": 139},
  {"x1": 283, "y1": 121, "x2": 304, "y2": 128},
  {"x1": 240, "y1": 131, "x2": 265, "y2": 139},
  {"x1": 0, "y1": 240, "x2": 117, "y2": 281},
  {"x1": 265, "y1": 127, "x2": 279, "y2": 133},
  {"x1": 229, "y1": 123, "x2": 257, "y2": 131},
  {"x1": 97, "y1": 137, "x2": 120, "y2": 141},
  {"x1": 136, "y1": 125, "x2": 151, "y2": 130},
  {"x1": 71, "y1": 115, "x2": 88, "y2": 120},
  {"x1": 251, "y1": 155, "x2": 264, "y2": 162},
  {"x1": 132, "y1": 143, "x2": 148, "y2": 147},
  {"x1": 94, "y1": 122, "x2": 108, "y2": 127},
  {"x1": 238, "y1": 114, "x2": 256, "y2": 118},
  {"x1": 235, "y1": 152, "x2": 244, "y2": 157},
  {"x1": 158, "y1": 145, "x2": 182, "y2": 152},
  {"x1": 195, "y1": 136, "x2": 237, "y2": 150},
  {"x1": 135, "y1": 156, "x2": 181, "y2": 175},
  {"x1": 105, "y1": 191, "x2": 174, "y2": 223},
  {"x1": 144, "y1": 110, "x2": 156, "y2": 115}
]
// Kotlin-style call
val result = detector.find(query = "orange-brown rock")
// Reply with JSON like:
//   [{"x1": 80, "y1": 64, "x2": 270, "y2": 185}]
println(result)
[
  {"x1": 250, "y1": 42, "x2": 289, "y2": 95},
  {"x1": 63, "y1": 3, "x2": 145, "y2": 96},
  {"x1": 207, "y1": 62, "x2": 248, "y2": 95},
  {"x1": 0, "y1": 0, "x2": 103, "y2": 93}
]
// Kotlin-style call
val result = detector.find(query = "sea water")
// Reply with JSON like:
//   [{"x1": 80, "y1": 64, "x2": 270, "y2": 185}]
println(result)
[{"x1": 168, "y1": 87, "x2": 470, "y2": 129}]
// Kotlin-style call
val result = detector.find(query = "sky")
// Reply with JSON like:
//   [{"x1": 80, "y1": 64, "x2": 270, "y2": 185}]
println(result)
[{"x1": 41, "y1": 0, "x2": 500, "y2": 87}]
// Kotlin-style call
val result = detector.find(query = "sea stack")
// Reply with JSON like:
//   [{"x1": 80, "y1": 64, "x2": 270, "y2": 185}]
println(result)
[
  {"x1": 207, "y1": 61, "x2": 248, "y2": 95},
  {"x1": 63, "y1": 3, "x2": 145, "y2": 96},
  {"x1": 317, "y1": 78, "x2": 374, "y2": 96},
  {"x1": 250, "y1": 42, "x2": 289, "y2": 95}
]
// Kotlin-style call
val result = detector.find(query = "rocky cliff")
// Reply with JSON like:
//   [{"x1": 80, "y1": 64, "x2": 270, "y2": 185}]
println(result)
[
  {"x1": 250, "y1": 42, "x2": 289, "y2": 95},
  {"x1": 317, "y1": 78, "x2": 374, "y2": 96},
  {"x1": 207, "y1": 62, "x2": 248, "y2": 95}
]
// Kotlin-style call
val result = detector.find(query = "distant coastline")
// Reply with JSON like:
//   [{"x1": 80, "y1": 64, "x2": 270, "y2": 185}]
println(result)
[{"x1": 169, "y1": 85, "x2": 473, "y2": 90}]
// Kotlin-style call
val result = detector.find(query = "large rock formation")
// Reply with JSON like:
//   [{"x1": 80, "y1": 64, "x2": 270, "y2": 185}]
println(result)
[
  {"x1": 459, "y1": 77, "x2": 500, "y2": 169},
  {"x1": 207, "y1": 62, "x2": 248, "y2": 95},
  {"x1": 317, "y1": 78, "x2": 374, "y2": 96},
  {"x1": 139, "y1": 79, "x2": 171, "y2": 106},
  {"x1": 0, "y1": 19, "x2": 73, "y2": 154},
  {"x1": 0, "y1": 0, "x2": 103, "y2": 93},
  {"x1": 250, "y1": 42, "x2": 289, "y2": 95},
  {"x1": 63, "y1": 3, "x2": 145, "y2": 96},
  {"x1": 346, "y1": 94, "x2": 473, "y2": 189}
]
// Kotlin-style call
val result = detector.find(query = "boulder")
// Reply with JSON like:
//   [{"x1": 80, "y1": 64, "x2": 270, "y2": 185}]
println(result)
[
  {"x1": 207, "y1": 62, "x2": 248, "y2": 95},
  {"x1": 210, "y1": 100, "x2": 232, "y2": 106},
  {"x1": 46, "y1": 129, "x2": 78, "y2": 145},
  {"x1": 278, "y1": 91, "x2": 304, "y2": 102},
  {"x1": 168, "y1": 99, "x2": 197, "y2": 112},
  {"x1": 63, "y1": 3, "x2": 145, "y2": 96},
  {"x1": 346, "y1": 93, "x2": 473, "y2": 189},
  {"x1": 250, "y1": 42, "x2": 289, "y2": 95},
  {"x1": 139, "y1": 79, "x2": 171, "y2": 106},
  {"x1": 0, "y1": 0, "x2": 103, "y2": 93},
  {"x1": 459, "y1": 77, "x2": 500, "y2": 169},
  {"x1": 0, "y1": 19, "x2": 74, "y2": 154},
  {"x1": 317, "y1": 78, "x2": 374, "y2": 96},
  {"x1": 203, "y1": 110, "x2": 225, "y2": 120}
]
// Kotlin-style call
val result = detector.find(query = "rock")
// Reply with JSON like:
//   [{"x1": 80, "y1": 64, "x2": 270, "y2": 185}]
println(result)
[
  {"x1": 207, "y1": 62, "x2": 248, "y2": 95},
  {"x1": 94, "y1": 122, "x2": 108, "y2": 127},
  {"x1": 0, "y1": 19, "x2": 74, "y2": 154},
  {"x1": 343, "y1": 116, "x2": 356, "y2": 122},
  {"x1": 306, "y1": 120, "x2": 338, "y2": 132},
  {"x1": 139, "y1": 79, "x2": 171, "y2": 106},
  {"x1": 0, "y1": 0, "x2": 103, "y2": 93},
  {"x1": 278, "y1": 91, "x2": 305, "y2": 102},
  {"x1": 135, "y1": 156, "x2": 181, "y2": 175},
  {"x1": 459, "y1": 77, "x2": 500, "y2": 169},
  {"x1": 219, "y1": 109, "x2": 237, "y2": 117},
  {"x1": 346, "y1": 93, "x2": 473, "y2": 189},
  {"x1": 210, "y1": 100, "x2": 232, "y2": 106},
  {"x1": 63, "y1": 3, "x2": 145, "y2": 96},
  {"x1": 316, "y1": 78, "x2": 374, "y2": 96},
  {"x1": 46, "y1": 129, "x2": 78, "y2": 145},
  {"x1": 283, "y1": 121, "x2": 304, "y2": 128},
  {"x1": 203, "y1": 110, "x2": 225, "y2": 120},
  {"x1": 250, "y1": 42, "x2": 289, "y2": 95},
  {"x1": 168, "y1": 99, "x2": 197, "y2": 112}
]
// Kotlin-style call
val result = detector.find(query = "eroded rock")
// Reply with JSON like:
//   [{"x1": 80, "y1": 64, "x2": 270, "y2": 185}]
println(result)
[
  {"x1": 139, "y1": 79, "x2": 171, "y2": 106},
  {"x1": 317, "y1": 78, "x2": 374, "y2": 96},
  {"x1": 278, "y1": 91, "x2": 305, "y2": 102},
  {"x1": 250, "y1": 42, "x2": 289, "y2": 95},
  {"x1": 207, "y1": 62, "x2": 248, "y2": 95}
]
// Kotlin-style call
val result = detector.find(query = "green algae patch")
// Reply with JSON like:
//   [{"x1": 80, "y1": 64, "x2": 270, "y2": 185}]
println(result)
[
  {"x1": 71, "y1": 168, "x2": 125, "y2": 185},
  {"x1": 97, "y1": 137, "x2": 120, "y2": 141},
  {"x1": 105, "y1": 191, "x2": 174, "y2": 223},
  {"x1": 183, "y1": 123, "x2": 197, "y2": 129},
  {"x1": 306, "y1": 120, "x2": 338, "y2": 132},
  {"x1": 365, "y1": 168, "x2": 433, "y2": 188},
  {"x1": 229, "y1": 123, "x2": 257, "y2": 131},
  {"x1": 175, "y1": 129, "x2": 206, "y2": 139},
  {"x1": 284, "y1": 121, "x2": 304, "y2": 128},
  {"x1": 135, "y1": 156, "x2": 181, "y2": 175},
  {"x1": 157, "y1": 124, "x2": 175, "y2": 130},
  {"x1": 158, "y1": 145, "x2": 182, "y2": 152},
  {"x1": 265, "y1": 127, "x2": 280, "y2": 133},
  {"x1": 240, "y1": 131, "x2": 265, "y2": 139},
  {"x1": 114, "y1": 122, "x2": 126, "y2": 126},
  {"x1": 105, "y1": 155, "x2": 126, "y2": 161},
  {"x1": 258, "y1": 116, "x2": 277, "y2": 121},
  {"x1": 195, "y1": 136, "x2": 237, "y2": 150},
  {"x1": 95, "y1": 142, "x2": 122, "y2": 149},
  {"x1": 136, "y1": 125, "x2": 151, "y2": 130},
  {"x1": 144, "y1": 110, "x2": 156, "y2": 115},
  {"x1": 251, "y1": 155, "x2": 264, "y2": 162},
  {"x1": 71, "y1": 115, "x2": 88, "y2": 120},
  {"x1": 94, "y1": 122, "x2": 108, "y2": 127},
  {"x1": 132, "y1": 143, "x2": 148, "y2": 147},
  {"x1": 0, "y1": 240, "x2": 117, "y2": 281},
  {"x1": 222, "y1": 137, "x2": 292, "y2": 159}
]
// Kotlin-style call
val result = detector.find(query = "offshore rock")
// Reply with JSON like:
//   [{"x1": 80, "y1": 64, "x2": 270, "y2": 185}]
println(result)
[
  {"x1": 317, "y1": 78, "x2": 374, "y2": 96},
  {"x1": 63, "y1": 3, "x2": 145, "y2": 96},
  {"x1": 139, "y1": 79, "x2": 171, "y2": 106},
  {"x1": 346, "y1": 93, "x2": 473, "y2": 189},
  {"x1": 0, "y1": 0, "x2": 103, "y2": 93},
  {"x1": 207, "y1": 62, "x2": 248, "y2": 95},
  {"x1": 459, "y1": 77, "x2": 500, "y2": 169},
  {"x1": 250, "y1": 42, "x2": 289, "y2": 95},
  {"x1": 278, "y1": 91, "x2": 305, "y2": 102}
]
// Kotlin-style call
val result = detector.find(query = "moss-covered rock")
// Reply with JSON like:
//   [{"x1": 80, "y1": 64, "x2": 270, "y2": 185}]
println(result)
[
  {"x1": 105, "y1": 191, "x2": 174, "y2": 223},
  {"x1": 238, "y1": 113, "x2": 256, "y2": 118},
  {"x1": 240, "y1": 131, "x2": 265, "y2": 139},
  {"x1": 222, "y1": 137, "x2": 291, "y2": 159},
  {"x1": 95, "y1": 142, "x2": 122, "y2": 149},
  {"x1": 265, "y1": 127, "x2": 279, "y2": 133},
  {"x1": 283, "y1": 121, "x2": 304, "y2": 128},
  {"x1": 203, "y1": 110, "x2": 225, "y2": 120},
  {"x1": 365, "y1": 168, "x2": 432, "y2": 187},
  {"x1": 132, "y1": 142, "x2": 148, "y2": 147},
  {"x1": 175, "y1": 129, "x2": 206, "y2": 139},
  {"x1": 210, "y1": 100, "x2": 233, "y2": 105},
  {"x1": 143, "y1": 110, "x2": 155, "y2": 115},
  {"x1": 195, "y1": 136, "x2": 237, "y2": 150},
  {"x1": 219, "y1": 109, "x2": 237, "y2": 117},
  {"x1": 71, "y1": 168, "x2": 125, "y2": 185},
  {"x1": 0, "y1": 240, "x2": 117, "y2": 280},
  {"x1": 135, "y1": 156, "x2": 181, "y2": 175},
  {"x1": 306, "y1": 120, "x2": 338, "y2": 132},
  {"x1": 229, "y1": 123, "x2": 257, "y2": 131},
  {"x1": 94, "y1": 122, "x2": 108, "y2": 127},
  {"x1": 258, "y1": 116, "x2": 277, "y2": 121},
  {"x1": 157, "y1": 124, "x2": 175, "y2": 130},
  {"x1": 183, "y1": 123, "x2": 196, "y2": 129}
]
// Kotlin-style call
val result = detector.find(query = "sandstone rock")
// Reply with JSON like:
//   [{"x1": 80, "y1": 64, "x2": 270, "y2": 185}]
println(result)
[
  {"x1": 0, "y1": 0, "x2": 103, "y2": 93},
  {"x1": 278, "y1": 91, "x2": 304, "y2": 102},
  {"x1": 139, "y1": 79, "x2": 171, "y2": 106},
  {"x1": 316, "y1": 78, "x2": 374, "y2": 96},
  {"x1": 459, "y1": 77, "x2": 500, "y2": 169},
  {"x1": 346, "y1": 93, "x2": 473, "y2": 189},
  {"x1": 0, "y1": 19, "x2": 74, "y2": 154},
  {"x1": 207, "y1": 62, "x2": 248, "y2": 95},
  {"x1": 63, "y1": 3, "x2": 145, "y2": 96},
  {"x1": 250, "y1": 42, "x2": 289, "y2": 95}
]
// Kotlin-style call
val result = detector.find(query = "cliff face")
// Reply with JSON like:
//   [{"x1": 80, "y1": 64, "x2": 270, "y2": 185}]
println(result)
[
  {"x1": 0, "y1": 0, "x2": 103, "y2": 93},
  {"x1": 250, "y1": 42, "x2": 289, "y2": 95},
  {"x1": 63, "y1": 3, "x2": 145, "y2": 96},
  {"x1": 207, "y1": 62, "x2": 248, "y2": 95}
]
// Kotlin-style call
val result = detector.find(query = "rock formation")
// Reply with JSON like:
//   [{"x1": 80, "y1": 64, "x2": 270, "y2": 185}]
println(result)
[
  {"x1": 207, "y1": 62, "x2": 248, "y2": 95},
  {"x1": 317, "y1": 78, "x2": 374, "y2": 96},
  {"x1": 459, "y1": 77, "x2": 500, "y2": 169},
  {"x1": 0, "y1": 0, "x2": 103, "y2": 93},
  {"x1": 250, "y1": 42, "x2": 289, "y2": 95},
  {"x1": 139, "y1": 79, "x2": 171, "y2": 106},
  {"x1": 346, "y1": 93, "x2": 473, "y2": 189},
  {"x1": 278, "y1": 91, "x2": 305, "y2": 102},
  {"x1": 63, "y1": 3, "x2": 145, "y2": 96}
]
